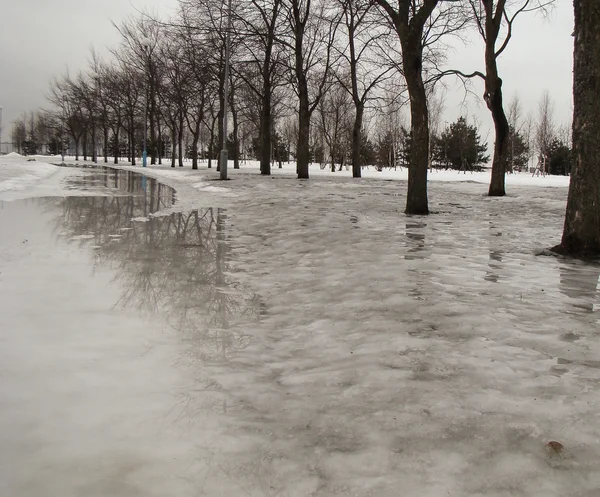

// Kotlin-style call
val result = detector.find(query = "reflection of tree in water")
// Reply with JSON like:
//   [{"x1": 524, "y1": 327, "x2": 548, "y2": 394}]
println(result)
[
  {"x1": 55, "y1": 193, "x2": 261, "y2": 361},
  {"x1": 65, "y1": 168, "x2": 176, "y2": 214},
  {"x1": 559, "y1": 263, "x2": 600, "y2": 314}
]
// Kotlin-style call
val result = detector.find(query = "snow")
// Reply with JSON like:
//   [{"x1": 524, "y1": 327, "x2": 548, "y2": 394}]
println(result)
[
  {"x1": 1, "y1": 158, "x2": 599, "y2": 496},
  {"x1": 0, "y1": 154, "x2": 59, "y2": 194}
]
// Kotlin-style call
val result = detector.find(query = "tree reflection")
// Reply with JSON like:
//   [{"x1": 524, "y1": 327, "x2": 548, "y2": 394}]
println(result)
[
  {"x1": 559, "y1": 263, "x2": 600, "y2": 315},
  {"x1": 54, "y1": 191, "x2": 261, "y2": 362}
]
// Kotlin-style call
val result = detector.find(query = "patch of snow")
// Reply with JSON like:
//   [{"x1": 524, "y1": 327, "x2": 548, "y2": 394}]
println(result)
[
  {"x1": 131, "y1": 216, "x2": 150, "y2": 222},
  {"x1": 0, "y1": 155, "x2": 59, "y2": 195},
  {"x1": 70, "y1": 234, "x2": 95, "y2": 240}
]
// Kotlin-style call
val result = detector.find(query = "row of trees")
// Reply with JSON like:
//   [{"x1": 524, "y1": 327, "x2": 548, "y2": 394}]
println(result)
[
  {"x1": 13, "y1": 86, "x2": 571, "y2": 176},
  {"x1": 19, "y1": 0, "x2": 559, "y2": 201}
]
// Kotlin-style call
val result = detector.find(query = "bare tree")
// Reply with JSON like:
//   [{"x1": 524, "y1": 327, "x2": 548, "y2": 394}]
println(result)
[
  {"x1": 235, "y1": 0, "x2": 285, "y2": 175},
  {"x1": 445, "y1": 1, "x2": 553, "y2": 195},
  {"x1": 553, "y1": 1, "x2": 600, "y2": 256},
  {"x1": 535, "y1": 90, "x2": 555, "y2": 165},
  {"x1": 337, "y1": 0, "x2": 394, "y2": 177},
  {"x1": 282, "y1": 0, "x2": 341, "y2": 179},
  {"x1": 373, "y1": 0, "x2": 466, "y2": 213},
  {"x1": 317, "y1": 82, "x2": 353, "y2": 171}
]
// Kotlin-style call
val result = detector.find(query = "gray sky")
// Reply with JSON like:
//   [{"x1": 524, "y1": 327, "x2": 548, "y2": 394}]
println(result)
[
  {"x1": 0, "y1": 0, "x2": 573, "y2": 146},
  {"x1": 0, "y1": 0, "x2": 179, "y2": 136}
]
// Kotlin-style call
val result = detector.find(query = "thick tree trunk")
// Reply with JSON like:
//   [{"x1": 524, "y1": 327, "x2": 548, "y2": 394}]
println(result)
[
  {"x1": 297, "y1": 96, "x2": 311, "y2": 179},
  {"x1": 260, "y1": 91, "x2": 272, "y2": 175},
  {"x1": 403, "y1": 40, "x2": 430, "y2": 215},
  {"x1": 483, "y1": 8, "x2": 509, "y2": 197},
  {"x1": 554, "y1": 0, "x2": 600, "y2": 256},
  {"x1": 487, "y1": 79, "x2": 509, "y2": 196},
  {"x1": 352, "y1": 105, "x2": 364, "y2": 178}
]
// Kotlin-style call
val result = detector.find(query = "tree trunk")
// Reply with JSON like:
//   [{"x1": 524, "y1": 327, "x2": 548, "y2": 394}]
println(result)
[
  {"x1": 192, "y1": 120, "x2": 201, "y2": 170},
  {"x1": 403, "y1": 38, "x2": 430, "y2": 215},
  {"x1": 260, "y1": 82, "x2": 272, "y2": 175},
  {"x1": 103, "y1": 126, "x2": 109, "y2": 163},
  {"x1": 352, "y1": 104, "x2": 364, "y2": 178},
  {"x1": 487, "y1": 78, "x2": 509, "y2": 196},
  {"x1": 554, "y1": 0, "x2": 600, "y2": 256},
  {"x1": 171, "y1": 123, "x2": 177, "y2": 168},
  {"x1": 129, "y1": 118, "x2": 136, "y2": 166},
  {"x1": 232, "y1": 103, "x2": 240, "y2": 169},
  {"x1": 178, "y1": 113, "x2": 184, "y2": 167},
  {"x1": 157, "y1": 110, "x2": 163, "y2": 165},
  {"x1": 208, "y1": 116, "x2": 216, "y2": 169},
  {"x1": 113, "y1": 121, "x2": 120, "y2": 164},
  {"x1": 91, "y1": 124, "x2": 97, "y2": 163},
  {"x1": 297, "y1": 97, "x2": 310, "y2": 179},
  {"x1": 217, "y1": 69, "x2": 225, "y2": 172},
  {"x1": 149, "y1": 70, "x2": 157, "y2": 165}
]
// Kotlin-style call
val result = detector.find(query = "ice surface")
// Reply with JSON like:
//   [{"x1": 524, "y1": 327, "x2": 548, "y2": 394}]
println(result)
[{"x1": 1, "y1": 165, "x2": 599, "y2": 496}]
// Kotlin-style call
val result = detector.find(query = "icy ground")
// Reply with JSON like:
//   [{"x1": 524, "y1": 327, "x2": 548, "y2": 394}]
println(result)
[{"x1": 1, "y1": 160, "x2": 600, "y2": 496}]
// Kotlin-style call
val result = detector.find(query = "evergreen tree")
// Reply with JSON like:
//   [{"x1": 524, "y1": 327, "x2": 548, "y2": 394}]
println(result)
[
  {"x1": 433, "y1": 117, "x2": 489, "y2": 171},
  {"x1": 506, "y1": 126, "x2": 529, "y2": 172},
  {"x1": 547, "y1": 138, "x2": 572, "y2": 176}
]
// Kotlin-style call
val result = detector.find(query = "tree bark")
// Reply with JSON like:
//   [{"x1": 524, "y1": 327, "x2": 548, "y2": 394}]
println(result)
[
  {"x1": 486, "y1": 76, "x2": 509, "y2": 196},
  {"x1": 113, "y1": 121, "x2": 120, "y2": 164},
  {"x1": 554, "y1": 0, "x2": 600, "y2": 256},
  {"x1": 157, "y1": 110, "x2": 163, "y2": 165},
  {"x1": 149, "y1": 66, "x2": 157, "y2": 165},
  {"x1": 91, "y1": 124, "x2": 97, "y2": 163},
  {"x1": 232, "y1": 99, "x2": 240, "y2": 169},
  {"x1": 403, "y1": 38, "x2": 430, "y2": 214},
  {"x1": 297, "y1": 96, "x2": 311, "y2": 179},
  {"x1": 171, "y1": 123, "x2": 177, "y2": 168},
  {"x1": 260, "y1": 90, "x2": 272, "y2": 175},
  {"x1": 103, "y1": 126, "x2": 109, "y2": 163},
  {"x1": 191, "y1": 120, "x2": 201, "y2": 170},
  {"x1": 352, "y1": 104, "x2": 364, "y2": 178},
  {"x1": 178, "y1": 112, "x2": 184, "y2": 167}
]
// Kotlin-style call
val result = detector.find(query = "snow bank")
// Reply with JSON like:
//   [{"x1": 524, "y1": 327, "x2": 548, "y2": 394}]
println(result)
[
  {"x1": 112, "y1": 160, "x2": 570, "y2": 197},
  {"x1": 0, "y1": 155, "x2": 58, "y2": 194}
]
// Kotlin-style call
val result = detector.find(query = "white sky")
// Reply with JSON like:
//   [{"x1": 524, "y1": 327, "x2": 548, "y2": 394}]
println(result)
[{"x1": 0, "y1": 0, "x2": 573, "y2": 147}]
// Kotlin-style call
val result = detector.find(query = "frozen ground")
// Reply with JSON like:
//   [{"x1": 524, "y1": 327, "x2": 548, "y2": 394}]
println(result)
[{"x1": 1, "y1": 159, "x2": 599, "y2": 496}]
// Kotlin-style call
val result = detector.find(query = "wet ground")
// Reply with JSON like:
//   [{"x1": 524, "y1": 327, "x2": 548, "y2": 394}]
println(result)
[{"x1": 1, "y1": 167, "x2": 600, "y2": 496}]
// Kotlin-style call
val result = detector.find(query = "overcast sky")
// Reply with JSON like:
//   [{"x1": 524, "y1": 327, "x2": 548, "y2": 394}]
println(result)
[{"x1": 0, "y1": 0, "x2": 574, "y2": 145}]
